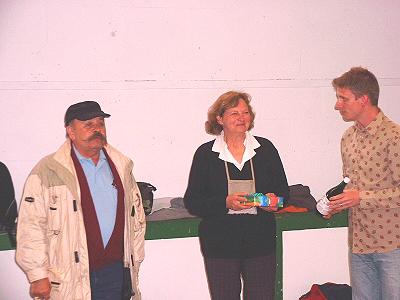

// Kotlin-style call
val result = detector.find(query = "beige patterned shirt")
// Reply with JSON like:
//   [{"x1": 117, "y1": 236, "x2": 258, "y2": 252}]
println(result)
[{"x1": 341, "y1": 111, "x2": 400, "y2": 254}]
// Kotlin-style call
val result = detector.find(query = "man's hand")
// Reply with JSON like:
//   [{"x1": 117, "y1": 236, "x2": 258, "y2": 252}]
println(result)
[
  {"x1": 30, "y1": 278, "x2": 51, "y2": 300},
  {"x1": 327, "y1": 189, "x2": 360, "y2": 215}
]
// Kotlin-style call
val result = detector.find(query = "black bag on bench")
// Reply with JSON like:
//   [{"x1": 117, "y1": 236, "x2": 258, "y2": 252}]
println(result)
[{"x1": 137, "y1": 182, "x2": 157, "y2": 215}]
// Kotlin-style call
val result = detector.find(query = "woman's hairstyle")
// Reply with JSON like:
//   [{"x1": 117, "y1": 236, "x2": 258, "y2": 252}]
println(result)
[
  {"x1": 205, "y1": 91, "x2": 255, "y2": 135},
  {"x1": 332, "y1": 67, "x2": 379, "y2": 105}
]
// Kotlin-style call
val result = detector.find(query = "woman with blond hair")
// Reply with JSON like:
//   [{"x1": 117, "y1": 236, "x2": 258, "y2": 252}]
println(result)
[{"x1": 184, "y1": 91, "x2": 289, "y2": 300}]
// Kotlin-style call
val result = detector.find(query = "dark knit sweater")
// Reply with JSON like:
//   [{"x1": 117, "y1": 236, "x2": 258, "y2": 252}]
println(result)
[{"x1": 184, "y1": 136, "x2": 289, "y2": 258}]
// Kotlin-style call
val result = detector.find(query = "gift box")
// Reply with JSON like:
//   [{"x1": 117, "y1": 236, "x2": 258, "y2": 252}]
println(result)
[{"x1": 242, "y1": 193, "x2": 284, "y2": 207}]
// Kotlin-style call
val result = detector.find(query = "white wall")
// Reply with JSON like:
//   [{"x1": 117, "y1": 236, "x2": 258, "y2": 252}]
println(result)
[
  {"x1": 283, "y1": 227, "x2": 349, "y2": 299},
  {"x1": 0, "y1": 1, "x2": 399, "y2": 299},
  {"x1": 1, "y1": 0, "x2": 400, "y2": 201}
]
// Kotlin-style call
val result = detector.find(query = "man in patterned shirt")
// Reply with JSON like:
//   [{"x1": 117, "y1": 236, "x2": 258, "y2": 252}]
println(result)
[{"x1": 326, "y1": 67, "x2": 400, "y2": 300}]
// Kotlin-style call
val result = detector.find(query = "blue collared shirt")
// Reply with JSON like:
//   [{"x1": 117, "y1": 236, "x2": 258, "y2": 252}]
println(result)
[{"x1": 73, "y1": 146, "x2": 118, "y2": 247}]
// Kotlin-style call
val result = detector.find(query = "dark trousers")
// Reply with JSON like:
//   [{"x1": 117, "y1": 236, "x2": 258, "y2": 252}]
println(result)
[
  {"x1": 204, "y1": 254, "x2": 276, "y2": 300},
  {"x1": 90, "y1": 261, "x2": 124, "y2": 300}
]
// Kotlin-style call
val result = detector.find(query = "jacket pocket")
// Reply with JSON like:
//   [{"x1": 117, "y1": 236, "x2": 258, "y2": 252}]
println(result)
[
  {"x1": 48, "y1": 186, "x2": 65, "y2": 235},
  {"x1": 131, "y1": 192, "x2": 145, "y2": 232},
  {"x1": 48, "y1": 266, "x2": 70, "y2": 299}
]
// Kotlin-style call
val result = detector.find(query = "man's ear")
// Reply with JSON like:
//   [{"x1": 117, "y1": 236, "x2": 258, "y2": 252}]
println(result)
[
  {"x1": 360, "y1": 94, "x2": 370, "y2": 106},
  {"x1": 66, "y1": 125, "x2": 75, "y2": 141}
]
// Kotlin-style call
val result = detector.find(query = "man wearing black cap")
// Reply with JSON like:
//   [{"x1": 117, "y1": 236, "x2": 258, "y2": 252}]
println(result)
[{"x1": 16, "y1": 101, "x2": 146, "y2": 300}]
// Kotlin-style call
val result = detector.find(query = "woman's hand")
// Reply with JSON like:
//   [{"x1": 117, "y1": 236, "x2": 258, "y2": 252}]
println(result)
[
  {"x1": 226, "y1": 193, "x2": 250, "y2": 210},
  {"x1": 260, "y1": 193, "x2": 279, "y2": 212}
]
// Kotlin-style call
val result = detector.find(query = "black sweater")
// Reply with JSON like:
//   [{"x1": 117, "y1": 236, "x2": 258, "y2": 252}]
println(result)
[
  {"x1": 184, "y1": 136, "x2": 289, "y2": 258},
  {"x1": 0, "y1": 162, "x2": 17, "y2": 228}
]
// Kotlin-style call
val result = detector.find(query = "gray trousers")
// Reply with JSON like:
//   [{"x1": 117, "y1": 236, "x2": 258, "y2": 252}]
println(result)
[{"x1": 204, "y1": 254, "x2": 276, "y2": 300}]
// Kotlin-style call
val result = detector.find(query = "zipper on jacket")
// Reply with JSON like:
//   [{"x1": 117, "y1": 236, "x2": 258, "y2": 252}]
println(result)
[
  {"x1": 74, "y1": 251, "x2": 80, "y2": 263},
  {"x1": 73, "y1": 200, "x2": 77, "y2": 212}
]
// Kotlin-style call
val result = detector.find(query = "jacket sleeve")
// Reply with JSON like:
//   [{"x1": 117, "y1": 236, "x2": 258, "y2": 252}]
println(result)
[
  {"x1": 15, "y1": 174, "x2": 50, "y2": 283},
  {"x1": 266, "y1": 142, "x2": 290, "y2": 201},
  {"x1": 184, "y1": 146, "x2": 228, "y2": 217},
  {"x1": 129, "y1": 171, "x2": 146, "y2": 263},
  {"x1": 127, "y1": 169, "x2": 146, "y2": 300},
  {"x1": 358, "y1": 134, "x2": 400, "y2": 209},
  {"x1": 251, "y1": 138, "x2": 290, "y2": 212}
]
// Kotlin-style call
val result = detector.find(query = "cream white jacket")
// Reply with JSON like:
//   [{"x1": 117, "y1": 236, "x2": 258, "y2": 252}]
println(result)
[{"x1": 16, "y1": 140, "x2": 146, "y2": 300}]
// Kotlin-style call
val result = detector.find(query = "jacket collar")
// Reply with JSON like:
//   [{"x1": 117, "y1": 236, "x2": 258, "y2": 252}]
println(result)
[{"x1": 47, "y1": 140, "x2": 132, "y2": 200}]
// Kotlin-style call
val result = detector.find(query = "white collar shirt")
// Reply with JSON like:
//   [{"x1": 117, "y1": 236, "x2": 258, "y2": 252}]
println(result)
[{"x1": 212, "y1": 131, "x2": 260, "y2": 171}]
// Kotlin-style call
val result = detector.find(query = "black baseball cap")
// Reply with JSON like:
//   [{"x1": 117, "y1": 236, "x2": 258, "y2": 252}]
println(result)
[{"x1": 64, "y1": 101, "x2": 111, "y2": 126}]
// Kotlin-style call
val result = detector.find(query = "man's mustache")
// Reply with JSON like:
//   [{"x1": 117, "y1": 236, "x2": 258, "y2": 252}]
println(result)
[{"x1": 87, "y1": 132, "x2": 106, "y2": 142}]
